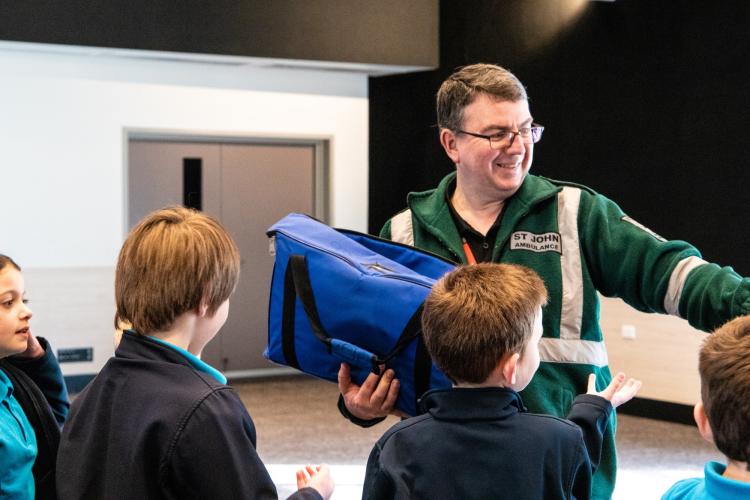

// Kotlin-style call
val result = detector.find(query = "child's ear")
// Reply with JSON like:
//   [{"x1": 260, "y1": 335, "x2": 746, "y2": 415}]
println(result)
[
  {"x1": 197, "y1": 301, "x2": 210, "y2": 318},
  {"x1": 501, "y1": 353, "x2": 521, "y2": 386},
  {"x1": 694, "y1": 402, "x2": 714, "y2": 444}
]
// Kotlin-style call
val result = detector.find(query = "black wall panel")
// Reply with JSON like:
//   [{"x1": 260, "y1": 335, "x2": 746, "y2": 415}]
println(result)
[
  {"x1": 369, "y1": 0, "x2": 750, "y2": 275},
  {"x1": 0, "y1": 0, "x2": 438, "y2": 67}
]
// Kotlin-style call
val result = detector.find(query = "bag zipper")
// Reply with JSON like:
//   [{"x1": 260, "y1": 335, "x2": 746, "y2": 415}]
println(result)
[{"x1": 273, "y1": 230, "x2": 435, "y2": 288}]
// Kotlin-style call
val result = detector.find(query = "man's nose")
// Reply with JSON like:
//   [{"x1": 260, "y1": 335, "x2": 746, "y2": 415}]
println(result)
[{"x1": 506, "y1": 132, "x2": 526, "y2": 154}]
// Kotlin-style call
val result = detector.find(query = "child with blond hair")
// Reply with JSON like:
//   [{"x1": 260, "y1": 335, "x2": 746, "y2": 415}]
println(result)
[{"x1": 56, "y1": 207, "x2": 333, "y2": 500}]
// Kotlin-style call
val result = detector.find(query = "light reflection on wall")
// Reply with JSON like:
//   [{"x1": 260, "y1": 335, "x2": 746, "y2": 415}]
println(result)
[{"x1": 519, "y1": 0, "x2": 592, "y2": 55}]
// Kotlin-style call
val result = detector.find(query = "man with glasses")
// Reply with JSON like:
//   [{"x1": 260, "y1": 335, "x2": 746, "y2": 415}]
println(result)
[{"x1": 339, "y1": 63, "x2": 750, "y2": 500}]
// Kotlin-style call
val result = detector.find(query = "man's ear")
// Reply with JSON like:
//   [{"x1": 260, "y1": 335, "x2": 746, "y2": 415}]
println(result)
[
  {"x1": 439, "y1": 128, "x2": 461, "y2": 165},
  {"x1": 694, "y1": 402, "x2": 714, "y2": 444},
  {"x1": 501, "y1": 353, "x2": 520, "y2": 386}
]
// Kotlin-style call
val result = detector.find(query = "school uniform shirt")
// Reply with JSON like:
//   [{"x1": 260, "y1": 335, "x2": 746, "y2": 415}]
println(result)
[
  {"x1": 381, "y1": 171, "x2": 750, "y2": 500},
  {"x1": 661, "y1": 461, "x2": 750, "y2": 500},
  {"x1": 56, "y1": 330, "x2": 322, "y2": 500},
  {"x1": 0, "y1": 368, "x2": 36, "y2": 499},
  {"x1": 0, "y1": 338, "x2": 68, "y2": 500},
  {"x1": 362, "y1": 387, "x2": 612, "y2": 500}
]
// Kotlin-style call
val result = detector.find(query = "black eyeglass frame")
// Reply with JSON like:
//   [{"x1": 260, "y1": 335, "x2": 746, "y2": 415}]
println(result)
[{"x1": 455, "y1": 124, "x2": 545, "y2": 149}]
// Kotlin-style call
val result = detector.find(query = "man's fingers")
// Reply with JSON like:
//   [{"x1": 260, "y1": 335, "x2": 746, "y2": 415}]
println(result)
[
  {"x1": 338, "y1": 363, "x2": 401, "y2": 418},
  {"x1": 337, "y1": 363, "x2": 351, "y2": 393},
  {"x1": 369, "y1": 369, "x2": 395, "y2": 406},
  {"x1": 360, "y1": 369, "x2": 384, "y2": 396},
  {"x1": 381, "y1": 377, "x2": 400, "y2": 413}
]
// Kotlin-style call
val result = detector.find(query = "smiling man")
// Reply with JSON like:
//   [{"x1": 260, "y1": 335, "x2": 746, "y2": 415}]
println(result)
[{"x1": 337, "y1": 63, "x2": 750, "y2": 500}]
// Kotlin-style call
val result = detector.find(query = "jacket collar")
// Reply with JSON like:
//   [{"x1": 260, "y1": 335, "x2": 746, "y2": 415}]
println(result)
[
  {"x1": 407, "y1": 172, "x2": 562, "y2": 261},
  {"x1": 117, "y1": 330, "x2": 226, "y2": 384},
  {"x1": 419, "y1": 386, "x2": 527, "y2": 421}
]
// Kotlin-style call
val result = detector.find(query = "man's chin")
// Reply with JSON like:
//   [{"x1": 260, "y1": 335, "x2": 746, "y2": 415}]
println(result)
[{"x1": 493, "y1": 171, "x2": 526, "y2": 191}]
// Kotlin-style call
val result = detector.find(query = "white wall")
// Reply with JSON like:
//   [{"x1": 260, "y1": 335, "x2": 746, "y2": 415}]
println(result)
[
  {"x1": 0, "y1": 48, "x2": 369, "y2": 376},
  {"x1": 600, "y1": 296, "x2": 707, "y2": 406}
]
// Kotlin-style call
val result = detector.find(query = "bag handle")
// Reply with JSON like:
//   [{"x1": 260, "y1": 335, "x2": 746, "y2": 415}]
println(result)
[
  {"x1": 383, "y1": 305, "x2": 435, "y2": 413},
  {"x1": 413, "y1": 333, "x2": 433, "y2": 411},
  {"x1": 288, "y1": 255, "x2": 331, "y2": 348},
  {"x1": 281, "y1": 257, "x2": 302, "y2": 370}
]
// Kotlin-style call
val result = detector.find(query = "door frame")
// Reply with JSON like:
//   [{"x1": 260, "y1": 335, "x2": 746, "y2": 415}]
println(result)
[
  {"x1": 122, "y1": 128, "x2": 329, "y2": 379},
  {"x1": 122, "y1": 128, "x2": 330, "y2": 239}
]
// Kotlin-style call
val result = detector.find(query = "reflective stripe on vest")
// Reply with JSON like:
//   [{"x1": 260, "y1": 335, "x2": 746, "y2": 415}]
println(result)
[
  {"x1": 540, "y1": 338, "x2": 609, "y2": 368},
  {"x1": 557, "y1": 187, "x2": 584, "y2": 341},
  {"x1": 390, "y1": 210, "x2": 415, "y2": 246},
  {"x1": 664, "y1": 256, "x2": 707, "y2": 316}
]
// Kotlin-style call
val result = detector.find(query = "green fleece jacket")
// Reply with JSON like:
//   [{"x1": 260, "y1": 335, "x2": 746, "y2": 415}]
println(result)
[{"x1": 381, "y1": 172, "x2": 750, "y2": 500}]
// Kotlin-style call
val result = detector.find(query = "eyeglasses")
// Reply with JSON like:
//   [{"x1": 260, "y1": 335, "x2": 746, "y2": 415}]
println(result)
[{"x1": 456, "y1": 124, "x2": 544, "y2": 150}]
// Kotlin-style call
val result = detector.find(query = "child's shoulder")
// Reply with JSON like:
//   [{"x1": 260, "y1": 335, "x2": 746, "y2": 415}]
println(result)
[
  {"x1": 660, "y1": 476, "x2": 705, "y2": 499},
  {"x1": 518, "y1": 412, "x2": 586, "y2": 442},
  {"x1": 373, "y1": 413, "x2": 434, "y2": 445}
]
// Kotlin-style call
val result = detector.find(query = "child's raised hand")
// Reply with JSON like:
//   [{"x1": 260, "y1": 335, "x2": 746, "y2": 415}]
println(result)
[
  {"x1": 587, "y1": 372, "x2": 641, "y2": 409},
  {"x1": 296, "y1": 464, "x2": 334, "y2": 500}
]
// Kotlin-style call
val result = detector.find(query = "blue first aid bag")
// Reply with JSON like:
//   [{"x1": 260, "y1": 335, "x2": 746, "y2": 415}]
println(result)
[{"x1": 265, "y1": 213, "x2": 455, "y2": 416}]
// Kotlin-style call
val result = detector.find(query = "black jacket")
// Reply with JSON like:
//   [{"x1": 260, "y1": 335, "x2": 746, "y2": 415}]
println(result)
[
  {"x1": 56, "y1": 331, "x2": 321, "y2": 500},
  {"x1": 362, "y1": 387, "x2": 612, "y2": 500}
]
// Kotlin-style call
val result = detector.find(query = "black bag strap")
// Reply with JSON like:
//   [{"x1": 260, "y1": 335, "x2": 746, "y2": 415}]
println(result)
[
  {"x1": 383, "y1": 305, "x2": 434, "y2": 412},
  {"x1": 288, "y1": 254, "x2": 332, "y2": 349},
  {"x1": 0, "y1": 360, "x2": 60, "y2": 499},
  {"x1": 283, "y1": 254, "x2": 430, "y2": 378},
  {"x1": 379, "y1": 305, "x2": 423, "y2": 365},
  {"x1": 287, "y1": 254, "x2": 385, "y2": 372},
  {"x1": 281, "y1": 259, "x2": 301, "y2": 369},
  {"x1": 414, "y1": 333, "x2": 433, "y2": 411}
]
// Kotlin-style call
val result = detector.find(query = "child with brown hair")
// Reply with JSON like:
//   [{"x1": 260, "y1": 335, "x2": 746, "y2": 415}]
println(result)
[
  {"x1": 0, "y1": 254, "x2": 68, "y2": 499},
  {"x1": 56, "y1": 207, "x2": 333, "y2": 500},
  {"x1": 662, "y1": 315, "x2": 750, "y2": 499},
  {"x1": 362, "y1": 263, "x2": 640, "y2": 500}
]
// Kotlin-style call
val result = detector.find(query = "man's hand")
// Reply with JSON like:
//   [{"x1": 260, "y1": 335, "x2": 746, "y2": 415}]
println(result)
[
  {"x1": 587, "y1": 372, "x2": 641, "y2": 409},
  {"x1": 296, "y1": 464, "x2": 334, "y2": 500},
  {"x1": 13, "y1": 330, "x2": 45, "y2": 360},
  {"x1": 337, "y1": 363, "x2": 400, "y2": 420}
]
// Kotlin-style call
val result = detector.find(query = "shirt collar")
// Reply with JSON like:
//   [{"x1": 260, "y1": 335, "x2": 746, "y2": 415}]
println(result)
[
  {"x1": 704, "y1": 461, "x2": 750, "y2": 498},
  {"x1": 0, "y1": 368, "x2": 13, "y2": 400},
  {"x1": 128, "y1": 330, "x2": 228, "y2": 385}
]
